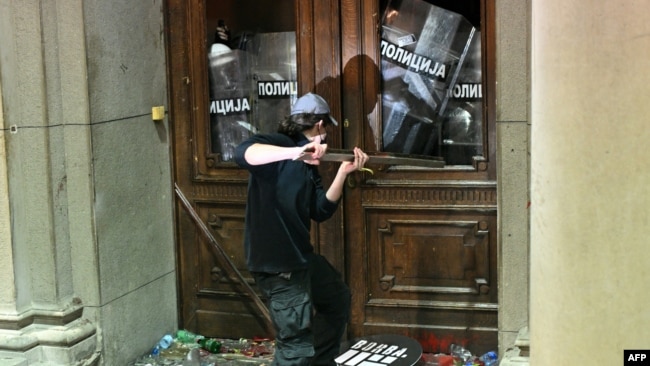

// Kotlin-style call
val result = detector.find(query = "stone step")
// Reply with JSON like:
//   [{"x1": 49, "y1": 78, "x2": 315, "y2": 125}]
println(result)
[
  {"x1": 0, "y1": 357, "x2": 28, "y2": 366},
  {"x1": 514, "y1": 326, "x2": 530, "y2": 357},
  {"x1": 499, "y1": 326, "x2": 529, "y2": 366}
]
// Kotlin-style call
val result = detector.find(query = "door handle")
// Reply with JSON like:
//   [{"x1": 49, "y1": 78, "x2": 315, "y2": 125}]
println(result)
[{"x1": 346, "y1": 168, "x2": 373, "y2": 189}]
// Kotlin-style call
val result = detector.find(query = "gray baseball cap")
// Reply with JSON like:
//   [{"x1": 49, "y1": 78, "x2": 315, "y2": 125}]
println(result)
[{"x1": 290, "y1": 93, "x2": 338, "y2": 126}]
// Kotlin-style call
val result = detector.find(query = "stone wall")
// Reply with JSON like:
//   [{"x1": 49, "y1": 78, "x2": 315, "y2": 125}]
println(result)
[{"x1": 0, "y1": 0, "x2": 178, "y2": 364}]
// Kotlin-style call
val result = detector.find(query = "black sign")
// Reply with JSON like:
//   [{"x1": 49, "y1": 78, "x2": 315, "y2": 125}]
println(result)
[
  {"x1": 625, "y1": 350, "x2": 650, "y2": 365},
  {"x1": 336, "y1": 334, "x2": 423, "y2": 366}
]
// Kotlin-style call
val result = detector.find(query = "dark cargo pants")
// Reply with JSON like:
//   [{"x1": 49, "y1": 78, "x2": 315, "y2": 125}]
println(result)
[{"x1": 253, "y1": 254, "x2": 351, "y2": 366}]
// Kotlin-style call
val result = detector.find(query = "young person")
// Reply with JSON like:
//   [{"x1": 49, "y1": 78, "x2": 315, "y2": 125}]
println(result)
[{"x1": 234, "y1": 92, "x2": 369, "y2": 366}]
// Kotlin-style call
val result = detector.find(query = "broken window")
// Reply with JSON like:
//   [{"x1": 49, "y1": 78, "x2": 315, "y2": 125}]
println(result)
[{"x1": 380, "y1": 0, "x2": 483, "y2": 165}]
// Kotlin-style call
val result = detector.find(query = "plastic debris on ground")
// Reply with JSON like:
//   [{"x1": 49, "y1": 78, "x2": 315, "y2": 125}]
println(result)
[
  {"x1": 129, "y1": 331, "x2": 275, "y2": 366},
  {"x1": 131, "y1": 331, "x2": 498, "y2": 366},
  {"x1": 419, "y1": 344, "x2": 498, "y2": 366}
]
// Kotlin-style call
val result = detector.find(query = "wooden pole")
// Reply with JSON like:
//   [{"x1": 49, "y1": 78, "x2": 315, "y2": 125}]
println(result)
[{"x1": 174, "y1": 183, "x2": 275, "y2": 336}]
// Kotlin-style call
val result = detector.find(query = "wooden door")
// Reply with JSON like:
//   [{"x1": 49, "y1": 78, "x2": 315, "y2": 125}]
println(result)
[
  {"x1": 166, "y1": 0, "x2": 346, "y2": 339},
  {"x1": 166, "y1": 0, "x2": 497, "y2": 355},
  {"x1": 340, "y1": 0, "x2": 497, "y2": 354}
]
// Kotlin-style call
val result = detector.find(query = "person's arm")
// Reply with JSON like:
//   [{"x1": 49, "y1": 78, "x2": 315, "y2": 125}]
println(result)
[
  {"x1": 243, "y1": 143, "x2": 302, "y2": 165},
  {"x1": 244, "y1": 138, "x2": 328, "y2": 166},
  {"x1": 325, "y1": 147, "x2": 369, "y2": 202}
]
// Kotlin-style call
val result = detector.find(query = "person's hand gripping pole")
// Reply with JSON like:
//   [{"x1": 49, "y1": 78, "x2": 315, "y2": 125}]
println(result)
[{"x1": 294, "y1": 134, "x2": 327, "y2": 165}]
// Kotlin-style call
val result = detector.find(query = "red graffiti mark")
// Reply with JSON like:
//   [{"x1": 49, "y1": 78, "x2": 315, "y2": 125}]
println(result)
[
  {"x1": 416, "y1": 332, "x2": 458, "y2": 353},
  {"x1": 526, "y1": 201, "x2": 531, "y2": 209}
]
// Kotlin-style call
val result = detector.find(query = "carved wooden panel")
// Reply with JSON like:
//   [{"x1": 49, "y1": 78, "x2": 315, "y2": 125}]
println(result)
[
  {"x1": 361, "y1": 182, "x2": 497, "y2": 207},
  {"x1": 368, "y1": 215, "x2": 494, "y2": 300},
  {"x1": 353, "y1": 185, "x2": 498, "y2": 354},
  {"x1": 193, "y1": 199, "x2": 270, "y2": 338},
  {"x1": 196, "y1": 202, "x2": 249, "y2": 292}
]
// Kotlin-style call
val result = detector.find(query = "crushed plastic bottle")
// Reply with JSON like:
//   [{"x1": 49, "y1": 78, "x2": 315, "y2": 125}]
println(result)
[
  {"x1": 183, "y1": 347, "x2": 201, "y2": 366},
  {"x1": 449, "y1": 344, "x2": 473, "y2": 363},
  {"x1": 130, "y1": 335, "x2": 275, "y2": 366},
  {"x1": 176, "y1": 329, "x2": 204, "y2": 344},
  {"x1": 479, "y1": 351, "x2": 498, "y2": 366}
]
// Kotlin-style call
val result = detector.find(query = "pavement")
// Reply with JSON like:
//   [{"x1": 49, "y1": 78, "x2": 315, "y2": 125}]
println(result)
[
  {"x1": 127, "y1": 334, "x2": 494, "y2": 366},
  {"x1": 128, "y1": 337, "x2": 274, "y2": 366}
]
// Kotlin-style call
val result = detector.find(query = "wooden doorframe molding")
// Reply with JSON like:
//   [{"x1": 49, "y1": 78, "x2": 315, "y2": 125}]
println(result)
[
  {"x1": 296, "y1": 0, "x2": 342, "y2": 105},
  {"x1": 295, "y1": 0, "x2": 347, "y2": 273}
]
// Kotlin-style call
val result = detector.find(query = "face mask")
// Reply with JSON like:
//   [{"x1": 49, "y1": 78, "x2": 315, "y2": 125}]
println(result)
[{"x1": 318, "y1": 125, "x2": 327, "y2": 144}]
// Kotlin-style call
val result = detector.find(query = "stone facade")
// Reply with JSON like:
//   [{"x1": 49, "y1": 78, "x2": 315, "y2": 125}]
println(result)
[{"x1": 0, "y1": 1, "x2": 176, "y2": 365}]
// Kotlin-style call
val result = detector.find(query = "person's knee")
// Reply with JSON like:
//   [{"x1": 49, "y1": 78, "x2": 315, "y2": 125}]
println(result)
[{"x1": 329, "y1": 285, "x2": 351, "y2": 322}]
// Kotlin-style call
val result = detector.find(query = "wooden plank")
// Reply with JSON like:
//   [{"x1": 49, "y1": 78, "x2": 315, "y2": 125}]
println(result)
[{"x1": 296, "y1": 148, "x2": 445, "y2": 168}]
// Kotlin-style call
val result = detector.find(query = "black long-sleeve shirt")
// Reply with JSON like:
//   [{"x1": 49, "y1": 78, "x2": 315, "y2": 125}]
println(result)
[{"x1": 234, "y1": 133, "x2": 339, "y2": 273}]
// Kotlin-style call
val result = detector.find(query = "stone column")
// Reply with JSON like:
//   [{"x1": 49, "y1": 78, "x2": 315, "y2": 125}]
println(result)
[
  {"x1": 0, "y1": 66, "x2": 16, "y2": 316},
  {"x1": 0, "y1": 0, "x2": 99, "y2": 363},
  {"x1": 530, "y1": 1, "x2": 650, "y2": 364}
]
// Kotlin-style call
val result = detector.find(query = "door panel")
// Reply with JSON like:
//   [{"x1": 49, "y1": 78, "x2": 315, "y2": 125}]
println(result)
[
  {"x1": 194, "y1": 200, "x2": 263, "y2": 335},
  {"x1": 367, "y1": 211, "x2": 495, "y2": 299},
  {"x1": 167, "y1": 0, "x2": 344, "y2": 339},
  {"x1": 345, "y1": 180, "x2": 497, "y2": 353},
  {"x1": 340, "y1": 0, "x2": 497, "y2": 355},
  {"x1": 166, "y1": 0, "x2": 297, "y2": 338},
  {"x1": 358, "y1": 197, "x2": 497, "y2": 352}
]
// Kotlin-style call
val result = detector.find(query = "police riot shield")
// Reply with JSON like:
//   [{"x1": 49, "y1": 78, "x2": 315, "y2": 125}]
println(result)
[
  {"x1": 246, "y1": 32, "x2": 298, "y2": 134},
  {"x1": 208, "y1": 48, "x2": 254, "y2": 161},
  {"x1": 381, "y1": 0, "x2": 482, "y2": 164},
  {"x1": 208, "y1": 31, "x2": 297, "y2": 161}
]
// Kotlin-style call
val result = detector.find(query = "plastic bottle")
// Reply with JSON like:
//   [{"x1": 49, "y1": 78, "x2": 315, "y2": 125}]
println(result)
[
  {"x1": 183, "y1": 347, "x2": 201, "y2": 366},
  {"x1": 199, "y1": 337, "x2": 222, "y2": 353},
  {"x1": 148, "y1": 335, "x2": 172, "y2": 361},
  {"x1": 176, "y1": 329, "x2": 204, "y2": 343},
  {"x1": 157, "y1": 334, "x2": 174, "y2": 349},
  {"x1": 449, "y1": 344, "x2": 473, "y2": 363},
  {"x1": 150, "y1": 345, "x2": 161, "y2": 358},
  {"x1": 479, "y1": 351, "x2": 498, "y2": 366}
]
